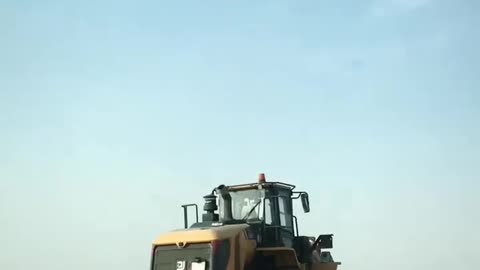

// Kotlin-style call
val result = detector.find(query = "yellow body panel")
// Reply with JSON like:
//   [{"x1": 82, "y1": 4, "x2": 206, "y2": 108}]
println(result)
[
  {"x1": 237, "y1": 229, "x2": 258, "y2": 269},
  {"x1": 153, "y1": 224, "x2": 250, "y2": 245},
  {"x1": 153, "y1": 223, "x2": 258, "y2": 270}
]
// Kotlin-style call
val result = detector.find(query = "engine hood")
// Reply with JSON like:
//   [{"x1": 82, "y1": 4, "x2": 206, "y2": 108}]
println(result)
[{"x1": 152, "y1": 223, "x2": 250, "y2": 246}]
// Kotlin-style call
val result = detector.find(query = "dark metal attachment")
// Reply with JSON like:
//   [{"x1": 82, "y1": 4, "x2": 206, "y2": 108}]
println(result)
[{"x1": 181, "y1": 204, "x2": 199, "y2": 229}]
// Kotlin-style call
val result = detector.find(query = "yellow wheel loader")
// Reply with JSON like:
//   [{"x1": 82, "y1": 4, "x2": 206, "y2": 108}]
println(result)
[{"x1": 150, "y1": 174, "x2": 341, "y2": 270}]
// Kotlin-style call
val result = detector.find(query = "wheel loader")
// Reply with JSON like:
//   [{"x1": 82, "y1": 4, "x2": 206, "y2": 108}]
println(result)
[{"x1": 150, "y1": 174, "x2": 341, "y2": 270}]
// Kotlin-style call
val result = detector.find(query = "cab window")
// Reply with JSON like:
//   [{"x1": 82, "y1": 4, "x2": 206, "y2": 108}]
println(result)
[
  {"x1": 278, "y1": 191, "x2": 293, "y2": 229},
  {"x1": 263, "y1": 198, "x2": 273, "y2": 225}
]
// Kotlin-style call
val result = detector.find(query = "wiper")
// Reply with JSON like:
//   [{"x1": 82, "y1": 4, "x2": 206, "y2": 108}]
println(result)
[{"x1": 242, "y1": 199, "x2": 262, "y2": 220}]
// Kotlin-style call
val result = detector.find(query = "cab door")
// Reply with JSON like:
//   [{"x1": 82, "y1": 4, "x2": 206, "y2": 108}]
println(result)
[{"x1": 277, "y1": 188, "x2": 295, "y2": 247}]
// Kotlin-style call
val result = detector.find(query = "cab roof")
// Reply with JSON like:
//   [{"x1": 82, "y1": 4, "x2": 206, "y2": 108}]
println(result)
[{"x1": 227, "y1": 181, "x2": 296, "y2": 191}]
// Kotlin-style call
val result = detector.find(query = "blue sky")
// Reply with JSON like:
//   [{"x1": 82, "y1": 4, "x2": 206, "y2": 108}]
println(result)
[{"x1": 1, "y1": 0, "x2": 479, "y2": 269}]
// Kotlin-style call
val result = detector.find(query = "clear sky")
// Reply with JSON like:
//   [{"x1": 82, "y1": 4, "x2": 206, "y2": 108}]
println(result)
[{"x1": 1, "y1": 0, "x2": 479, "y2": 269}]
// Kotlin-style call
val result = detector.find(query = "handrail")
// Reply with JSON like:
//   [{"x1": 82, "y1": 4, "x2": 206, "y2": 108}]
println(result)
[
  {"x1": 293, "y1": 215, "x2": 299, "y2": 236},
  {"x1": 181, "y1": 203, "x2": 199, "y2": 228}
]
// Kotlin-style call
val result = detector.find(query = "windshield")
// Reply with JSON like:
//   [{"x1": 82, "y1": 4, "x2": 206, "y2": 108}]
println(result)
[{"x1": 219, "y1": 188, "x2": 266, "y2": 220}]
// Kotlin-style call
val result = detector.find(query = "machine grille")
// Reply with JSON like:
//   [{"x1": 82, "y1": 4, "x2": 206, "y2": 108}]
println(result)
[{"x1": 153, "y1": 244, "x2": 211, "y2": 270}]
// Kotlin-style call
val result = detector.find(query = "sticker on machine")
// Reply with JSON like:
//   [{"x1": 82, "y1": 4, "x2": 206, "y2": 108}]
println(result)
[{"x1": 191, "y1": 261, "x2": 206, "y2": 270}]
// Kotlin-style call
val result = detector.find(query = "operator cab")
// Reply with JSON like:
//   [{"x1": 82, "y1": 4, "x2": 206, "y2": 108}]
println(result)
[
  {"x1": 183, "y1": 174, "x2": 311, "y2": 248},
  {"x1": 216, "y1": 174, "x2": 310, "y2": 248}
]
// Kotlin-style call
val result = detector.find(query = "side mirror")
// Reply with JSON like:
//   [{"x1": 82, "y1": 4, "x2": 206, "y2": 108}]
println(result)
[{"x1": 301, "y1": 193, "x2": 310, "y2": 213}]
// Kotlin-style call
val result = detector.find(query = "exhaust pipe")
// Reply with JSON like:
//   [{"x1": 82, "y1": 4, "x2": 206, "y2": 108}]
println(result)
[{"x1": 216, "y1": 185, "x2": 233, "y2": 222}]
